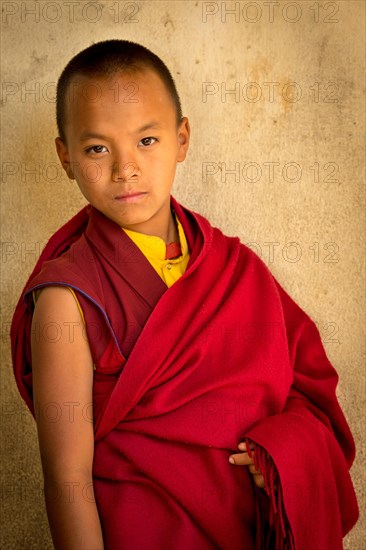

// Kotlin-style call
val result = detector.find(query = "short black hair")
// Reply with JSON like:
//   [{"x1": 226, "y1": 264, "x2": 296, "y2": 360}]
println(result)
[{"x1": 56, "y1": 39, "x2": 183, "y2": 141}]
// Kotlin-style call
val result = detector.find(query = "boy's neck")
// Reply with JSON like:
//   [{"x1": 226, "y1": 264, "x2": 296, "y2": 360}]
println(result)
[
  {"x1": 166, "y1": 211, "x2": 179, "y2": 244},
  {"x1": 152, "y1": 211, "x2": 179, "y2": 244},
  {"x1": 119, "y1": 210, "x2": 179, "y2": 244}
]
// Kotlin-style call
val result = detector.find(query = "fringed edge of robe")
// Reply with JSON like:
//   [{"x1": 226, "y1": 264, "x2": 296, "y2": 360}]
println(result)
[{"x1": 246, "y1": 438, "x2": 295, "y2": 550}]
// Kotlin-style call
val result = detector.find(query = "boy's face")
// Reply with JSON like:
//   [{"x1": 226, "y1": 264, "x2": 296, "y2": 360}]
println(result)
[{"x1": 56, "y1": 68, "x2": 189, "y2": 238}]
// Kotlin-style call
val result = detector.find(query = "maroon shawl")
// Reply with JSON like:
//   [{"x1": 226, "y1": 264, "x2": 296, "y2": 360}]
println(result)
[{"x1": 11, "y1": 198, "x2": 358, "y2": 549}]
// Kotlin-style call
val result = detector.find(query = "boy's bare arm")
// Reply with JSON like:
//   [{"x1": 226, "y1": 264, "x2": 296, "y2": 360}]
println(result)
[{"x1": 31, "y1": 286, "x2": 104, "y2": 550}]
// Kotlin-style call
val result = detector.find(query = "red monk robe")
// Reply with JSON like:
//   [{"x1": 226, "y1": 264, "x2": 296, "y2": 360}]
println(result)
[{"x1": 11, "y1": 197, "x2": 358, "y2": 549}]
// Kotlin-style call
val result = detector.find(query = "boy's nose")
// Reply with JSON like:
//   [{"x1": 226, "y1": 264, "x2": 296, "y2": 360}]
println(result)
[{"x1": 112, "y1": 161, "x2": 141, "y2": 182}]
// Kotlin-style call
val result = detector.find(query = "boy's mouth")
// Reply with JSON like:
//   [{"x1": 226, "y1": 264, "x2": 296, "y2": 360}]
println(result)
[{"x1": 114, "y1": 191, "x2": 147, "y2": 203}]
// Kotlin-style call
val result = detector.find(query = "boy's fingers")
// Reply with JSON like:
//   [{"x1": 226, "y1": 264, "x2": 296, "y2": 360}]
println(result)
[
  {"x1": 228, "y1": 452, "x2": 253, "y2": 466},
  {"x1": 238, "y1": 441, "x2": 255, "y2": 452},
  {"x1": 252, "y1": 474, "x2": 265, "y2": 489},
  {"x1": 229, "y1": 453, "x2": 265, "y2": 488},
  {"x1": 248, "y1": 464, "x2": 262, "y2": 475}
]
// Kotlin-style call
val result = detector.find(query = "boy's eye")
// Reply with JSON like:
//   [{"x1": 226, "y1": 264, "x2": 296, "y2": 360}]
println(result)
[
  {"x1": 86, "y1": 145, "x2": 108, "y2": 154},
  {"x1": 139, "y1": 137, "x2": 157, "y2": 147}
]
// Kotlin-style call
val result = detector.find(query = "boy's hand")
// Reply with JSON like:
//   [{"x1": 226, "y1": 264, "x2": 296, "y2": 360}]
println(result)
[{"x1": 228, "y1": 442, "x2": 265, "y2": 489}]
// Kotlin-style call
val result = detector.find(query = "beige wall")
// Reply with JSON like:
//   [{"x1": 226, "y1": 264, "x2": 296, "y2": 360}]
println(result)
[{"x1": 1, "y1": 1, "x2": 364, "y2": 547}]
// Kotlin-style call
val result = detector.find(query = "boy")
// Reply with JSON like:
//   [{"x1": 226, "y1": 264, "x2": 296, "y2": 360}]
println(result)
[{"x1": 11, "y1": 40, "x2": 358, "y2": 549}]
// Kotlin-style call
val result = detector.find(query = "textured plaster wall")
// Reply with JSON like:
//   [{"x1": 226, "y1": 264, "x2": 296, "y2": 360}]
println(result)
[{"x1": 1, "y1": 1, "x2": 365, "y2": 548}]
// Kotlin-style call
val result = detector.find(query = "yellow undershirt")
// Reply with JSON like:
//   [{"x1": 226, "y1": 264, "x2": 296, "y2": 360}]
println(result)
[{"x1": 122, "y1": 215, "x2": 190, "y2": 288}]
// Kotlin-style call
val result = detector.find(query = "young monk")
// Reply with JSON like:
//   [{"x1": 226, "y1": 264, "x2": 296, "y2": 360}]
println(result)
[{"x1": 11, "y1": 40, "x2": 358, "y2": 549}]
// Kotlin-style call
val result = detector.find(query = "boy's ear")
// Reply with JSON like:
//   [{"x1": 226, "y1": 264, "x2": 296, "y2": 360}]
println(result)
[
  {"x1": 177, "y1": 117, "x2": 190, "y2": 162},
  {"x1": 55, "y1": 137, "x2": 75, "y2": 180}
]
